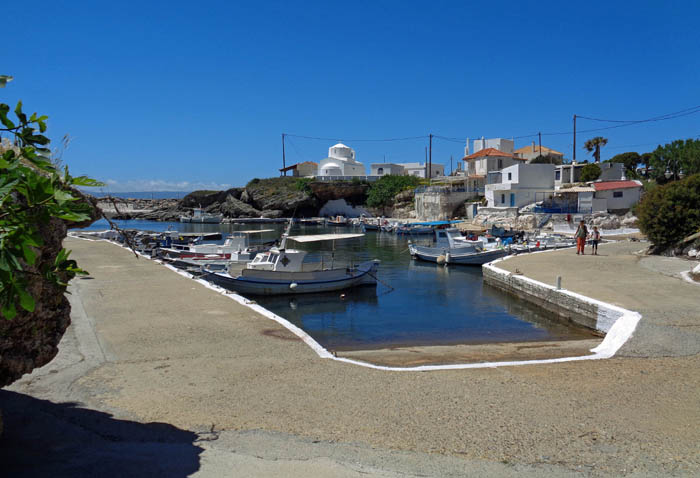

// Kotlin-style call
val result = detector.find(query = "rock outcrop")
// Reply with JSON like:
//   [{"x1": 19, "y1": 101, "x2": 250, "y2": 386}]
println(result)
[
  {"x1": 308, "y1": 181, "x2": 369, "y2": 205},
  {"x1": 0, "y1": 192, "x2": 100, "y2": 387},
  {"x1": 220, "y1": 195, "x2": 261, "y2": 218}
]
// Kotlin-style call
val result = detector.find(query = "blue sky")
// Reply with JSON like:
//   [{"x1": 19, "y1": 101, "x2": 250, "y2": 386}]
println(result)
[{"x1": 3, "y1": 0, "x2": 699, "y2": 191}]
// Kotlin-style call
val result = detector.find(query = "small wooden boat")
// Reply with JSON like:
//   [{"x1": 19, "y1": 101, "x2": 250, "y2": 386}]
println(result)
[
  {"x1": 203, "y1": 222, "x2": 378, "y2": 295},
  {"x1": 325, "y1": 215, "x2": 349, "y2": 227},
  {"x1": 179, "y1": 207, "x2": 223, "y2": 224},
  {"x1": 409, "y1": 228, "x2": 507, "y2": 265},
  {"x1": 158, "y1": 229, "x2": 274, "y2": 260}
]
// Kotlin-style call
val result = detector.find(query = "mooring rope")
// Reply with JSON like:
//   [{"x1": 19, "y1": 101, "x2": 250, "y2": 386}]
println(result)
[{"x1": 367, "y1": 270, "x2": 395, "y2": 294}]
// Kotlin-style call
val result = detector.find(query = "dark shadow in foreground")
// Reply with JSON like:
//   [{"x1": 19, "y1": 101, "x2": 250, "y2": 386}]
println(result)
[{"x1": 0, "y1": 390, "x2": 203, "y2": 478}]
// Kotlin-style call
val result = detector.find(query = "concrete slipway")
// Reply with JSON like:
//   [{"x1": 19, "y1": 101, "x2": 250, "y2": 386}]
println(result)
[{"x1": 1, "y1": 238, "x2": 699, "y2": 477}]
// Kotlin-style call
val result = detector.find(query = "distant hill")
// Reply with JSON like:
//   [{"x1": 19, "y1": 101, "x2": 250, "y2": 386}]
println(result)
[{"x1": 85, "y1": 191, "x2": 189, "y2": 200}]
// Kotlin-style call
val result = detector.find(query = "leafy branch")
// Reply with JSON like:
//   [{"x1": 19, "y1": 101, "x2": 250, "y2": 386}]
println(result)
[{"x1": 1, "y1": 93, "x2": 103, "y2": 319}]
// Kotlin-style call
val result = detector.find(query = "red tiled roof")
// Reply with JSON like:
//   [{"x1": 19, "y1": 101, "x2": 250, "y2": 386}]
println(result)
[
  {"x1": 463, "y1": 148, "x2": 525, "y2": 160},
  {"x1": 592, "y1": 180, "x2": 642, "y2": 191}
]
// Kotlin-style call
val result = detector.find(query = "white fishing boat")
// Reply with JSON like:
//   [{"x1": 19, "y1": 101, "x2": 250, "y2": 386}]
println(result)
[
  {"x1": 409, "y1": 228, "x2": 508, "y2": 265},
  {"x1": 159, "y1": 229, "x2": 274, "y2": 260},
  {"x1": 203, "y1": 223, "x2": 378, "y2": 295},
  {"x1": 179, "y1": 207, "x2": 223, "y2": 224}
]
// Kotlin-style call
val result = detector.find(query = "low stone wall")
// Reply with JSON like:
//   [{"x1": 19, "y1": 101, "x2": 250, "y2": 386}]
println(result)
[{"x1": 483, "y1": 258, "x2": 624, "y2": 334}]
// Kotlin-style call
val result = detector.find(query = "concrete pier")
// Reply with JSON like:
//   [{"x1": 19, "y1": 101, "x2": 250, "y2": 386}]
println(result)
[{"x1": 2, "y1": 238, "x2": 699, "y2": 477}]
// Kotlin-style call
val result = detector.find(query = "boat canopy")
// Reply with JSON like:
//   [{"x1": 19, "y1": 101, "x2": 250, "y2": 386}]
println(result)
[
  {"x1": 286, "y1": 233, "x2": 365, "y2": 243},
  {"x1": 408, "y1": 220, "x2": 462, "y2": 226}
]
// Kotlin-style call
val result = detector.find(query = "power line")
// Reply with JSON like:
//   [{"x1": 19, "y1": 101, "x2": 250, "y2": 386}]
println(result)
[
  {"x1": 577, "y1": 105, "x2": 700, "y2": 123},
  {"x1": 285, "y1": 133, "x2": 428, "y2": 142}
]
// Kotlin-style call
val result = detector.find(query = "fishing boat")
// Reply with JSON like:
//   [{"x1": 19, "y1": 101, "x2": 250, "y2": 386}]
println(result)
[
  {"x1": 325, "y1": 215, "x2": 349, "y2": 227},
  {"x1": 158, "y1": 229, "x2": 274, "y2": 260},
  {"x1": 409, "y1": 228, "x2": 508, "y2": 265},
  {"x1": 203, "y1": 223, "x2": 379, "y2": 295},
  {"x1": 179, "y1": 207, "x2": 223, "y2": 224}
]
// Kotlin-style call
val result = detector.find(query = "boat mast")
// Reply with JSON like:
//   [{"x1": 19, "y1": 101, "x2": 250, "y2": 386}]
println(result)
[{"x1": 279, "y1": 218, "x2": 293, "y2": 250}]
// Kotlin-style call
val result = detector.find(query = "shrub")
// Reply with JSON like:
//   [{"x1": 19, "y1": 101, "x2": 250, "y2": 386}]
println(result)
[
  {"x1": 295, "y1": 177, "x2": 313, "y2": 194},
  {"x1": 366, "y1": 175, "x2": 421, "y2": 208},
  {"x1": 580, "y1": 163, "x2": 601, "y2": 182},
  {"x1": 636, "y1": 173, "x2": 700, "y2": 250}
]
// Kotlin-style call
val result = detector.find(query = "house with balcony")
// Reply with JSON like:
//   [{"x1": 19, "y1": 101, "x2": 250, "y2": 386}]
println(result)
[
  {"x1": 463, "y1": 148, "x2": 526, "y2": 177},
  {"x1": 485, "y1": 163, "x2": 555, "y2": 208}
]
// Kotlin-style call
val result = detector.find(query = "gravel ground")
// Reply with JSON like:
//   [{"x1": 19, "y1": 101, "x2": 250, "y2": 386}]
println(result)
[{"x1": 4, "y1": 238, "x2": 699, "y2": 477}]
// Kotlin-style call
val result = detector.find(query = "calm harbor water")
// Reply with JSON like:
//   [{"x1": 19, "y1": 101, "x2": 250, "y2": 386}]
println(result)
[{"x1": 78, "y1": 219, "x2": 594, "y2": 350}]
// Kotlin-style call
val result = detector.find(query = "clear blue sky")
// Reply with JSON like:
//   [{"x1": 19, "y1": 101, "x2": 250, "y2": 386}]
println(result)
[{"x1": 3, "y1": 0, "x2": 699, "y2": 191}]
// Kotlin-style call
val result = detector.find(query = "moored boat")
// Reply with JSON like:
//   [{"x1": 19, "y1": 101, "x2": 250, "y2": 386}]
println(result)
[
  {"x1": 409, "y1": 228, "x2": 508, "y2": 265},
  {"x1": 203, "y1": 223, "x2": 379, "y2": 295}
]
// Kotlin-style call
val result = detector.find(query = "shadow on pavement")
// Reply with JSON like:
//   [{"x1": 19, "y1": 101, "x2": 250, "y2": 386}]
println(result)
[{"x1": 0, "y1": 390, "x2": 203, "y2": 477}]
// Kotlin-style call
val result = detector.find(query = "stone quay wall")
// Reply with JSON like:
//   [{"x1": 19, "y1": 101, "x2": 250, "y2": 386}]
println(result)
[{"x1": 482, "y1": 257, "x2": 625, "y2": 334}]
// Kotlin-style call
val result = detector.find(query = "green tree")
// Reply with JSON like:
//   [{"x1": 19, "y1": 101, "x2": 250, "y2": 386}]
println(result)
[
  {"x1": 366, "y1": 175, "x2": 421, "y2": 208},
  {"x1": 584, "y1": 136, "x2": 608, "y2": 163},
  {"x1": 580, "y1": 163, "x2": 602, "y2": 182},
  {"x1": 606, "y1": 152, "x2": 640, "y2": 178},
  {"x1": 636, "y1": 174, "x2": 700, "y2": 251},
  {"x1": 1, "y1": 92, "x2": 102, "y2": 319},
  {"x1": 649, "y1": 138, "x2": 700, "y2": 184}
]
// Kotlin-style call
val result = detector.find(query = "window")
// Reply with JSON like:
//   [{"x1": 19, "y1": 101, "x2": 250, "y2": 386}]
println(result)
[
  {"x1": 501, "y1": 194, "x2": 505, "y2": 204},
  {"x1": 377, "y1": 167, "x2": 384, "y2": 175},
  {"x1": 555, "y1": 170, "x2": 561, "y2": 180},
  {"x1": 507, "y1": 172, "x2": 512, "y2": 181},
  {"x1": 498, "y1": 159, "x2": 503, "y2": 169},
  {"x1": 613, "y1": 191, "x2": 623, "y2": 198}
]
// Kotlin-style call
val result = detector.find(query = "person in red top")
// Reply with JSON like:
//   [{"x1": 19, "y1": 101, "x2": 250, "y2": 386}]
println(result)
[{"x1": 575, "y1": 220, "x2": 588, "y2": 255}]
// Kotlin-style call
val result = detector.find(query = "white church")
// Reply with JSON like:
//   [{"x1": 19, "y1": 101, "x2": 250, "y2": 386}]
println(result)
[{"x1": 318, "y1": 143, "x2": 366, "y2": 177}]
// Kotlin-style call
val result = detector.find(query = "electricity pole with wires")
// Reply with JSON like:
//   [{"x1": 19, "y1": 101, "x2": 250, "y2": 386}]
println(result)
[
  {"x1": 572, "y1": 115, "x2": 577, "y2": 163},
  {"x1": 428, "y1": 133, "x2": 433, "y2": 179},
  {"x1": 281, "y1": 133, "x2": 287, "y2": 176}
]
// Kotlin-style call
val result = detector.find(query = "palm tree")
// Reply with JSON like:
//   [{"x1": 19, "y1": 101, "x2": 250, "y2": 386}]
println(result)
[{"x1": 584, "y1": 136, "x2": 608, "y2": 163}]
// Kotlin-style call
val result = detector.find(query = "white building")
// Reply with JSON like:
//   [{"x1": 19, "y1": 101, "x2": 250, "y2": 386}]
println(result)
[
  {"x1": 591, "y1": 180, "x2": 643, "y2": 212},
  {"x1": 370, "y1": 163, "x2": 405, "y2": 176},
  {"x1": 318, "y1": 143, "x2": 366, "y2": 177},
  {"x1": 397, "y1": 162, "x2": 445, "y2": 178},
  {"x1": 463, "y1": 148, "x2": 525, "y2": 177},
  {"x1": 468, "y1": 137, "x2": 514, "y2": 156},
  {"x1": 485, "y1": 163, "x2": 555, "y2": 208},
  {"x1": 555, "y1": 161, "x2": 625, "y2": 189}
]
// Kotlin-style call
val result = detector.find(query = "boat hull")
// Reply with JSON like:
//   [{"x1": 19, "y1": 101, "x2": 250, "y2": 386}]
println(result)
[
  {"x1": 409, "y1": 244, "x2": 507, "y2": 265},
  {"x1": 204, "y1": 260, "x2": 379, "y2": 295}
]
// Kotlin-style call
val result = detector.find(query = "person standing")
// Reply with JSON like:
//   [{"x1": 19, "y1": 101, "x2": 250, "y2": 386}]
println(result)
[
  {"x1": 575, "y1": 220, "x2": 588, "y2": 255},
  {"x1": 591, "y1": 226, "x2": 601, "y2": 255}
]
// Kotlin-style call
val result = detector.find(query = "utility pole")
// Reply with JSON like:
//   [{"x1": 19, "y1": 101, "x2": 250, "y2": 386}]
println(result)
[
  {"x1": 450, "y1": 155, "x2": 453, "y2": 175},
  {"x1": 538, "y1": 131, "x2": 542, "y2": 156},
  {"x1": 428, "y1": 133, "x2": 433, "y2": 179},
  {"x1": 572, "y1": 115, "x2": 577, "y2": 163},
  {"x1": 281, "y1": 133, "x2": 286, "y2": 176}
]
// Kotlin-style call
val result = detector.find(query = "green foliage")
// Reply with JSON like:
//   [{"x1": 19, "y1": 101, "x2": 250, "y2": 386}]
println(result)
[
  {"x1": 295, "y1": 177, "x2": 313, "y2": 194},
  {"x1": 366, "y1": 175, "x2": 421, "y2": 208},
  {"x1": 580, "y1": 163, "x2": 602, "y2": 182},
  {"x1": 606, "y1": 152, "x2": 640, "y2": 179},
  {"x1": 636, "y1": 174, "x2": 700, "y2": 250},
  {"x1": 583, "y1": 136, "x2": 608, "y2": 162},
  {"x1": 649, "y1": 138, "x2": 700, "y2": 184},
  {"x1": 0, "y1": 93, "x2": 102, "y2": 319}
]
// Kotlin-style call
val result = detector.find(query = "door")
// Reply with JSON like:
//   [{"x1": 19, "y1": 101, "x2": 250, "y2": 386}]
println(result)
[{"x1": 509, "y1": 193, "x2": 515, "y2": 207}]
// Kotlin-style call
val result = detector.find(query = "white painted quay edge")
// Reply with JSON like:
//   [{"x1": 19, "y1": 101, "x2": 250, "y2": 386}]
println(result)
[{"x1": 70, "y1": 233, "x2": 641, "y2": 372}]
